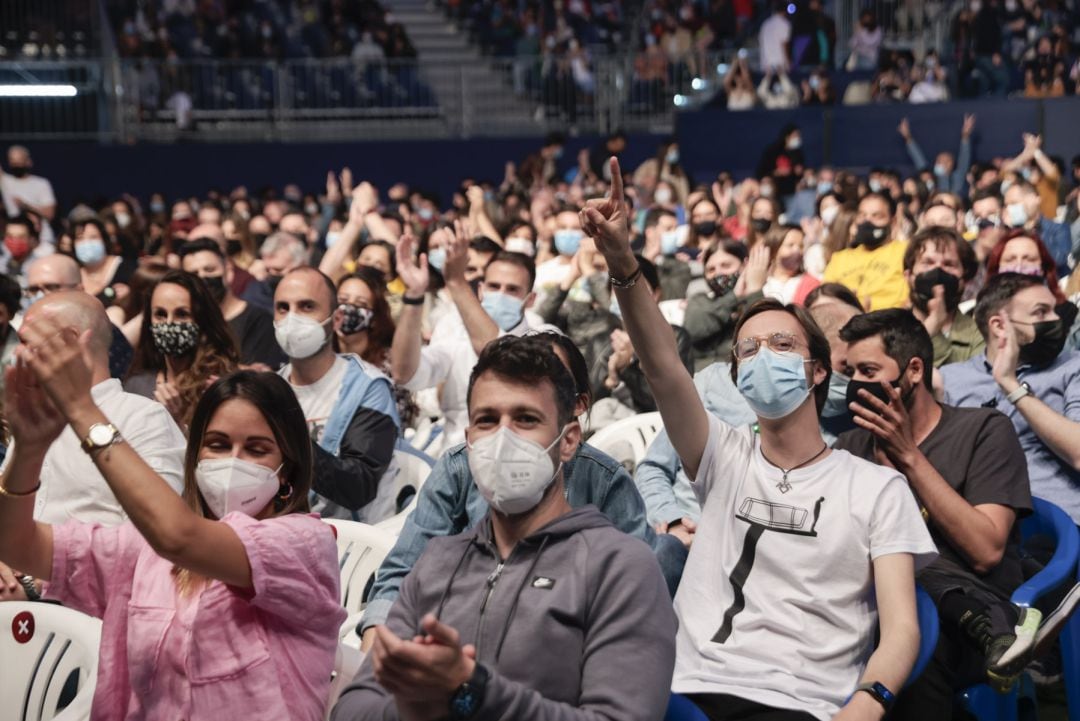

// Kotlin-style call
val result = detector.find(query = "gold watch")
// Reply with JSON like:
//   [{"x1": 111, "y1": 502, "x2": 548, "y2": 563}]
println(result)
[{"x1": 82, "y1": 423, "x2": 123, "y2": 455}]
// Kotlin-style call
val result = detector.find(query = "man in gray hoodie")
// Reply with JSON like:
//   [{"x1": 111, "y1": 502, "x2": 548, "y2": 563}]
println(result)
[{"x1": 331, "y1": 335, "x2": 677, "y2": 721}]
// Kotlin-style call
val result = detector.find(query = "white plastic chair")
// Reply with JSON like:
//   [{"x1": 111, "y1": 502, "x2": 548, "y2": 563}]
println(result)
[
  {"x1": 323, "y1": 518, "x2": 397, "y2": 644},
  {"x1": 586, "y1": 412, "x2": 664, "y2": 473},
  {"x1": 325, "y1": 641, "x2": 364, "y2": 721},
  {"x1": 389, "y1": 448, "x2": 434, "y2": 514},
  {"x1": 0, "y1": 602, "x2": 102, "y2": 721}
]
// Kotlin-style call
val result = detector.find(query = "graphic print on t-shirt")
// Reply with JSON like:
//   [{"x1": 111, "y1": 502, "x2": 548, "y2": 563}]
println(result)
[{"x1": 713, "y1": 496, "x2": 825, "y2": 643}]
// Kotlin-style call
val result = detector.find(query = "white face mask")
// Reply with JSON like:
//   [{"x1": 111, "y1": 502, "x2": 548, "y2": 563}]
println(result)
[
  {"x1": 468, "y1": 425, "x2": 566, "y2": 515},
  {"x1": 196, "y1": 457, "x2": 283, "y2": 519},
  {"x1": 274, "y1": 312, "x2": 331, "y2": 359},
  {"x1": 505, "y1": 236, "x2": 536, "y2": 257},
  {"x1": 820, "y1": 204, "x2": 840, "y2": 227}
]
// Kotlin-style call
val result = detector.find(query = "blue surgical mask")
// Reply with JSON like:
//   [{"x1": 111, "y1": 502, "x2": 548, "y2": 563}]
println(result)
[
  {"x1": 427, "y1": 247, "x2": 447, "y2": 273},
  {"x1": 933, "y1": 163, "x2": 947, "y2": 177},
  {"x1": 660, "y1": 230, "x2": 680, "y2": 256},
  {"x1": 554, "y1": 229, "x2": 583, "y2": 256},
  {"x1": 481, "y1": 290, "x2": 525, "y2": 331},
  {"x1": 418, "y1": 207, "x2": 435, "y2": 221},
  {"x1": 74, "y1": 239, "x2": 107, "y2": 265},
  {"x1": 325, "y1": 231, "x2": 342, "y2": 248},
  {"x1": 868, "y1": 179, "x2": 883, "y2": 193},
  {"x1": 817, "y1": 181, "x2": 833, "y2": 196},
  {"x1": 736, "y1": 348, "x2": 815, "y2": 419},
  {"x1": 665, "y1": 149, "x2": 680, "y2": 164},
  {"x1": 822, "y1": 372, "x2": 850, "y2": 418}
]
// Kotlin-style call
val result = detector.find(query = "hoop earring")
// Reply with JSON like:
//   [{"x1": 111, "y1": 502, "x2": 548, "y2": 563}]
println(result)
[{"x1": 277, "y1": 483, "x2": 293, "y2": 501}]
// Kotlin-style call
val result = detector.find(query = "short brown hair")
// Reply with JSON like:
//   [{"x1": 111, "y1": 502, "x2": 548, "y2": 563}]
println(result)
[
  {"x1": 903, "y1": 226, "x2": 978, "y2": 281},
  {"x1": 729, "y1": 298, "x2": 833, "y2": 415}
]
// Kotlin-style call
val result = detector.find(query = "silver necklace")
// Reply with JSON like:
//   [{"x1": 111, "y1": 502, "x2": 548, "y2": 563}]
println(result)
[{"x1": 761, "y1": 444, "x2": 829, "y2": 494}]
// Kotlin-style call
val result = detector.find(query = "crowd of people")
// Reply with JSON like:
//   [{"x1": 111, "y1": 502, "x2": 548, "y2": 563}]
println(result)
[
  {"x1": 110, "y1": 0, "x2": 417, "y2": 61},
  {"x1": 2, "y1": 119, "x2": 1080, "y2": 721}
]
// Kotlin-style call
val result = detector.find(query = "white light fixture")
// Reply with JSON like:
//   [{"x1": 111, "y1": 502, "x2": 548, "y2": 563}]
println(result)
[{"x1": 0, "y1": 84, "x2": 78, "y2": 97}]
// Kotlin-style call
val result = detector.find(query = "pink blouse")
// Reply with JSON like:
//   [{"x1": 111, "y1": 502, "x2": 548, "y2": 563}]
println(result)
[{"x1": 45, "y1": 512, "x2": 345, "y2": 721}]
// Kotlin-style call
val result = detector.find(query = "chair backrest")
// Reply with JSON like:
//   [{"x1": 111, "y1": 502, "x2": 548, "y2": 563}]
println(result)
[
  {"x1": 325, "y1": 642, "x2": 364, "y2": 721},
  {"x1": 1013, "y1": 496, "x2": 1080, "y2": 609},
  {"x1": 911, "y1": 585, "x2": 940, "y2": 685},
  {"x1": 388, "y1": 446, "x2": 434, "y2": 514},
  {"x1": 587, "y1": 412, "x2": 664, "y2": 473},
  {"x1": 0, "y1": 602, "x2": 101, "y2": 721},
  {"x1": 323, "y1": 519, "x2": 397, "y2": 615}
]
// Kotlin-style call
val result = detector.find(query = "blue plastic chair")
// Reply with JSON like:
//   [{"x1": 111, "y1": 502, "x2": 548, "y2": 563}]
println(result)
[
  {"x1": 959, "y1": 497, "x2": 1080, "y2": 721},
  {"x1": 663, "y1": 586, "x2": 940, "y2": 721}
]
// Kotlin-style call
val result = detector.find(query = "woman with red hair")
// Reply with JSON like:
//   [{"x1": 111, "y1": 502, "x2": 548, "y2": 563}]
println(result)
[{"x1": 986, "y1": 229, "x2": 1067, "y2": 304}]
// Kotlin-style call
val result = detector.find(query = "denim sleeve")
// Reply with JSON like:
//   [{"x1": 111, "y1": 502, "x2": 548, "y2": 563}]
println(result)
[
  {"x1": 596, "y1": 461, "x2": 659, "y2": 549},
  {"x1": 953, "y1": 137, "x2": 971, "y2": 194},
  {"x1": 906, "y1": 138, "x2": 928, "y2": 171},
  {"x1": 360, "y1": 450, "x2": 469, "y2": 631},
  {"x1": 633, "y1": 429, "x2": 685, "y2": 527}
]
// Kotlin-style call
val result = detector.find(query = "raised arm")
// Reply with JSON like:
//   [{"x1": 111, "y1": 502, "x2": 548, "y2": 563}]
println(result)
[
  {"x1": 444, "y1": 219, "x2": 501, "y2": 355},
  {"x1": 389, "y1": 230, "x2": 429, "y2": 385},
  {"x1": 466, "y1": 185, "x2": 503, "y2": 246},
  {"x1": 320, "y1": 181, "x2": 375, "y2": 282},
  {"x1": 583, "y1": 157, "x2": 710, "y2": 480},
  {"x1": 14, "y1": 320, "x2": 257, "y2": 589},
  {"x1": 898, "y1": 118, "x2": 928, "y2": 170}
]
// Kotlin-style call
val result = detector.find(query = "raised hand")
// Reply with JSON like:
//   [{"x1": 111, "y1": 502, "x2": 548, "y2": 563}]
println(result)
[
  {"x1": 325, "y1": 171, "x2": 342, "y2": 206},
  {"x1": 580, "y1": 157, "x2": 635, "y2": 277},
  {"x1": 350, "y1": 181, "x2": 378, "y2": 221},
  {"x1": 740, "y1": 242, "x2": 770, "y2": 297},
  {"x1": 897, "y1": 117, "x2": 911, "y2": 140},
  {"x1": 154, "y1": 373, "x2": 186, "y2": 424},
  {"x1": 1022, "y1": 133, "x2": 1042, "y2": 154},
  {"x1": 4, "y1": 359, "x2": 66, "y2": 452},
  {"x1": 396, "y1": 230, "x2": 429, "y2": 299},
  {"x1": 961, "y1": 113, "x2": 976, "y2": 138},
  {"x1": 16, "y1": 315, "x2": 94, "y2": 421},
  {"x1": 444, "y1": 219, "x2": 471, "y2": 284},
  {"x1": 340, "y1": 167, "x2": 354, "y2": 196},
  {"x1": 991, "y1": 311, "x2": 1021, "y2": 390}
]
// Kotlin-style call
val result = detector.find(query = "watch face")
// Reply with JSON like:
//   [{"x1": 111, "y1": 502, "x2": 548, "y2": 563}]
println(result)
[
  {"x1": 89, "y1": 425, "x2": 114, "y2": 446},
  {"x1": 451, "y1": 687, "x2": 477, "y2": 718}
]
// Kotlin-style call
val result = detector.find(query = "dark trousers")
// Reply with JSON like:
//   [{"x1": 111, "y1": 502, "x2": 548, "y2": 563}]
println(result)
[{"x1": 685, "y1": 694, "x2": 818, "y2": 721}]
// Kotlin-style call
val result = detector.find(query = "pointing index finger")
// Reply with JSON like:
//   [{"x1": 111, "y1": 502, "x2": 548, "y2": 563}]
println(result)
[{"x1": 609, "y1": 157, "x2": 623, "y2": 205}]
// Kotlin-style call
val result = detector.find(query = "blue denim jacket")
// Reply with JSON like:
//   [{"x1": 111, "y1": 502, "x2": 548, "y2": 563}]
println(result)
[{"x1": 361, "y1": 441, "x2": 683, "y2": 629}]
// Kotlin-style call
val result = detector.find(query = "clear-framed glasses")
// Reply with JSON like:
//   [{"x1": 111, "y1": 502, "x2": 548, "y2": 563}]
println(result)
[{"x1": 733, "y1": 331, "x2": 804, "y2": 361}]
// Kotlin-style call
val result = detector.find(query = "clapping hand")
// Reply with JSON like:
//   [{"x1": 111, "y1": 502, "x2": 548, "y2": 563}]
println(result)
[
  {"x1": 396, "y1": 230, "x2": 429, "y2": 300},
  {"x1": 4, "y1": 358, "x2": 66, "y2": 453},
  {"x1": 16, "y1": 313, "x2": 94, "y2": 423}
]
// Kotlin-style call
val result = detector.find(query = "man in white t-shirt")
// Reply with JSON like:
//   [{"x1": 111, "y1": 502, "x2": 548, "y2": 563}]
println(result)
[
  {"x1": 758, "y1": 3, "x2": 792, "y2": 73},
  {"x1": 585, "y1": 156, "x2": 937, "y2": 721},
  {"x1": 1, "y1": 145, "x2": 56, "y2": 245}
]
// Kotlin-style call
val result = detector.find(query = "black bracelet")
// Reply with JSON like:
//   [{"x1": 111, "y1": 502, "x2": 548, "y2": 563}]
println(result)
[
  {"x1": 401, "y1": 294, "x2": 425, "y2": 306},
  {"x1": 609, "y1": 265, "x2": 642, "y2": 289}
]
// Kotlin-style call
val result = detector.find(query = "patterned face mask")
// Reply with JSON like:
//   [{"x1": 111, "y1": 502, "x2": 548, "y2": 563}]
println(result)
[
  {"x1": 151, "y1": 321, "x2": 200, "y2": 357},
  {"x1": 338, "y1": 303, "x2": 374, "y2": 335}
]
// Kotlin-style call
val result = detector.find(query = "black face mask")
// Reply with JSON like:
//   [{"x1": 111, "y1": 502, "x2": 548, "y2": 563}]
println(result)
[
  {"x1": 1018, "y1": 317, "x2": 1068, "y2": 367},
  {"x1": 9, "y1": 166, "x2": 29, "y2": 178},
  {"x1": 694, "y1": 220, "x2": 717, "y2": 237},
  {"x1": 267, "y1": 274, "x2": 283, "y2": 294},
  {"x1": 750, "y1": 217, "x2": 771, "y2": 234},
  {"x1": 202, "y1": 275, "x2": 227, "y2": 304},
  {"x1": 226, "y1": 239, "x2": 243, "y2": 256},
  {"x1": 912, "y1": 268, "x2": 961, "y2": 311},
  {"x1": 845, "y1": 376, "x2": 900, "y2": 414},
  {"x1": 707, "y1": 272, "x2": 739, "y2": 297},
  {"x1": 251, "y1": 232, "x2": 269, "y2": 250},
  {"x1": 853, "y1": 222, "x2": 889, "y2": 249}
]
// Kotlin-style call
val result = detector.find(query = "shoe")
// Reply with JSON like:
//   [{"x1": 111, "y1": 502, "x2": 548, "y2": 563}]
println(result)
[
  {"x1": 990, "y1": 606, "x2": 1040, "y2": 674},
  {"x1": 958, "y1": 607, "x2": 1032, "y2": 687},
  {"x1": 1031, "y1": 582, "x2": 1080, "y2": 660},
  {"x1": 1026, "y1": 650, "x2": 1063, "y2": 686}
]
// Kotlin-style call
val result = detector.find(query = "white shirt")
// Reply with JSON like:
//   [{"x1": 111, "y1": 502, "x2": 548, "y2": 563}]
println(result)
[
  {"x1": 671, "y1": 416, "x2": 936, "y2": 719},
  {"x1": 762, "y1": 275, "x2": 802, "y2": 305},
  {"x1": 32, "y1": 379, "x2": 187, "y2": 526},
  {"x1": 758, "y1": 15, "x2": 791, "y2": 72},
  {"x1": 909, "y1": 80, "x2": 949, "y2": 104},
  {"x1": 405, "y1": 309, "x2": 528, "y2": 455},
  {"x1": 284, "y1": 355, "x2": 350, "y2": 444},
  {"x1": 1, "y1": 171, "x2": 56, "y2": 244}
]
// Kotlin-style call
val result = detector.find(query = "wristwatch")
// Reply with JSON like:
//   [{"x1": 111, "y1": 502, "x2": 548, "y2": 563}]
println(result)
[
  {"x1": 81, "y1": 423, "x2": 123, "y2": 455},
  {"x1": 1006, "y1": 382, "x2": 1032, "y2": 405},
  {"x1": 854, "y1": 681, "x2": 895, "y2": 711},
  {"x1": 448, "y1": 663, "x2": 489, "y2": 720}
]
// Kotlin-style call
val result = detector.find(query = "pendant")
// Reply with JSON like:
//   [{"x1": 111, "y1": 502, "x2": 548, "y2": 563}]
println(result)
[{"x1": 777, "y1": 474, "x2": 792, "y2": 494}]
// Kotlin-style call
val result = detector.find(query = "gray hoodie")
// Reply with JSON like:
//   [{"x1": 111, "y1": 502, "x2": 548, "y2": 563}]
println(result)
[{"x1": 331, "y1": 506, "x2": 677, "y2": 721}]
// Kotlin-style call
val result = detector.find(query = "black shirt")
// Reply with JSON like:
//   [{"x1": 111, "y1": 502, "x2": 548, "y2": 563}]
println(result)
[
  {"x1": 228, "y1": 303, "x2": 287, "y2": 369},
  {"x1": 835, "y1": 404, "x2": 1032, "y2": 601}
]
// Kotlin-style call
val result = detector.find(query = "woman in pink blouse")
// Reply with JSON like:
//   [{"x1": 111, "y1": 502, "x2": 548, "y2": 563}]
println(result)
[{"x1": 0, "y1": 310, "x2": 345, "y2": 721}]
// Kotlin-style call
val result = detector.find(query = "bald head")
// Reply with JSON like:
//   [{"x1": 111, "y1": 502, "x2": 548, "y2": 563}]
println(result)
[
  {"x1": 188, "y1": 222, "x2": 225, "y2": 247},
  {"x1": 24, "y1": 292, "x2": 113, "y2": 370},
  {"x1": 809, "y1": 303, "x2": 860, "y2": 374},
  {"x1": 28, "y1": 254, "x2": 82, "y2": 290},
  {"x1": 7, "y1": 145, "x2": 30, "y2": 167}
]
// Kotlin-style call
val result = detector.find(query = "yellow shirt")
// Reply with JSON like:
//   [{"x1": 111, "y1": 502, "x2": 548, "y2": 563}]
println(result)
[{"x1": 823, "y1": 240, "x2": 910, "y2": 310}]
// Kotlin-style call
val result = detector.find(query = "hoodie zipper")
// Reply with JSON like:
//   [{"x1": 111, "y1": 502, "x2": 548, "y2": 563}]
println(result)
[{"x1": 476, "y1": 545, "x2": 513, "y2": 657}]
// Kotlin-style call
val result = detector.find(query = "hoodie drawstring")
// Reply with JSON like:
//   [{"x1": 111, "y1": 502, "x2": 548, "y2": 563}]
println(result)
[
  {"x1": 493, "y1": 535, "x2": 549, "y2": 663},
  {"x1": 430, "y1": 540, "x2": 474, "y2": 633}
]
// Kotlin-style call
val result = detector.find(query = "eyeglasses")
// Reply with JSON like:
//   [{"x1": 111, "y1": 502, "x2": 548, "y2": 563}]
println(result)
[
  {"x1": 23, "y1": 282, "x2": 78, "y2": 297},
  {"x1": 733, "y1": 331, "x2": 805, "y2": 361}
]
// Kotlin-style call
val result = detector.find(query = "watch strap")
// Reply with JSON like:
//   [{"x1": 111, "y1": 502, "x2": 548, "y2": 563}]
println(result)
[
  {"x1": 1006, "y1": 382, "x2": 1031, "y2": 404},
  {"x1": 449, "y1": 662, "x2": 489, "y2": 720},
  {"x1": 854, "y1": 681, "x2": 895, "y2": 711},
  {"x1": 82, "y1": 423, "x2": 121, "y2": 454}
]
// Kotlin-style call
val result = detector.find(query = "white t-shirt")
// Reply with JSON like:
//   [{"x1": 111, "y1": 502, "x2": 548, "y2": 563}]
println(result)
[
  {"x1": 762, "y1": 275, "x2": 802, "y2": 305},
  {"x1": 758, "y1": 15, "x2": 791, "y2": 72},
  {"x1": 286, "y1": 355, "x2": 349, "y2": 443},
  {"x1": 672, "y1": 416, "x2": 936, "y2": 720},
  {"x1": 1, "y1": 171, "x2": 57, "y2": 244}
]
